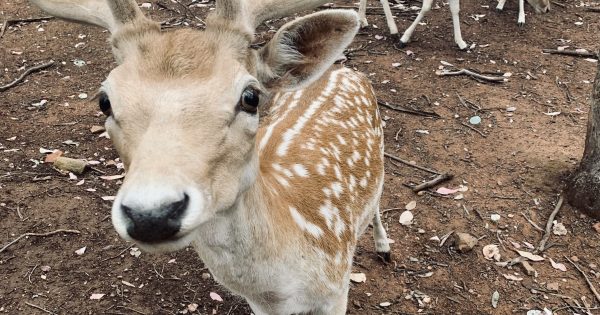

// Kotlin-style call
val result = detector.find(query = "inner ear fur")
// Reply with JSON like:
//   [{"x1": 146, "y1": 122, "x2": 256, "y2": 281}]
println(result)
[{"x1": 258, "y1": 10, "x2": 360, "y2": 90}]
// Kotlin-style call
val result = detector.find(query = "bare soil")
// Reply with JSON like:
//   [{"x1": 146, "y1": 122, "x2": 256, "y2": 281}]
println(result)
[{"x1": 1, "y1": 0, "x2": 600, "y2": 314}]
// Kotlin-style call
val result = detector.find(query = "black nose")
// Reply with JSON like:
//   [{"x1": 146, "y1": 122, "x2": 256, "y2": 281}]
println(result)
[{"x1": 121, "y1": 193, "x2": 189, "y2": 243}]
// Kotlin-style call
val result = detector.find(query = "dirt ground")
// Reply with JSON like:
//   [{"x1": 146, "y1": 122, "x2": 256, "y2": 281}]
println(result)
[{"x1": 1, "y1": 0, "x2": 600, "y2": 314}]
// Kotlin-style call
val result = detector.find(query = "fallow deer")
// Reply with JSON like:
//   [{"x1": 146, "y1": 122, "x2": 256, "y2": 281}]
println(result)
[
  {"x1": 29, "y1": 0, "x2": 391, "y2": 313},
  {"x1": 358, "y1": 0, "x2": 550, "y2": 49}
]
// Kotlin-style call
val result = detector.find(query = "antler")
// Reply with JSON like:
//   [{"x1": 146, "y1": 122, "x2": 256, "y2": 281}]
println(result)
[
  {"x1": 29, "y1": 0, "x2": 156, "y2": 33},
  {"x1": 212, "y1": 0, "x2": 332, "y2": 33}
]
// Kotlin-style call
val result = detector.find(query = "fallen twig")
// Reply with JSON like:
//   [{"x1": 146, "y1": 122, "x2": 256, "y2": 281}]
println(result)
[
  {"x1": 520, "y1": 212, "x2": 544, "y2": 232},
  {"x1": 25, "y1": 302, "x2": 57, "y2": 315},
  {"x1": 536, "y1": 195, "x2": 563, "y2": 253},
  {"x1": 586, "y1": 7, "x2": 600, "y2": 12},
  {"x1": 460, "y1": 122, "x2": 487, "y2": 138},
  {"x1": 542, "y1": 49, "x2": 598, "y2": 59},
  {"x1": 0, "y1": 16, "x2": 55, "y2": 39},
  {"x1": 377, "y1": 100, "x2": 441, "y2": 118},
  {"x1": 437, "y1": 68, "x2": 507, "y2": 83},
  {"x1": 384, "y1": 152, "x2": 441, "y2": 175},
  {"x1": 566, "y1": 256, "x2": 600, "y2": 304},
  {"x1": 412, "y1": 173, "x2": 454, "y2": 192},
  {"x1": 0, "y1": 229, "x2": 80, "y2": 253},
  {"x1": 0, "y1": 61, "x2": 55, "y2": 92},
  {"x1": 100, "y1": 244, "x2": 134, "y2": 262}
]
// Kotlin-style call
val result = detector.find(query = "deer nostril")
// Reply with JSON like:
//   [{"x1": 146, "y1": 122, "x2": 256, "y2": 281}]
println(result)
[{"x1": 121, "y1": 193, "x2": 189, "y2": 243}]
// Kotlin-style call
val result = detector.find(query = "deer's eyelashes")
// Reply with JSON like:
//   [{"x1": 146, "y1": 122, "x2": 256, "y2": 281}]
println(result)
[
  {"x1": 99, "y1": 92, "x2": 112, "y2": 116},
  {"x1": 238, "y1": 87, "x2": 260, "y2": 114}
]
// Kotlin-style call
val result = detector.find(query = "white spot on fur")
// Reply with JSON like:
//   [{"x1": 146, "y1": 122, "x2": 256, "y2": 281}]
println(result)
[
  {"x1": 359, "y1": 177, "x2": 368, "y2": 188},
  {"x1": 293, "y1": 164, "x2": 309, "y2": 177},
  {"x1": 331, "y1": 182, "x2": 343, "y2": 198},
  {"x1": 289, "y1": 206, "x2": 323, "y2": 238}
]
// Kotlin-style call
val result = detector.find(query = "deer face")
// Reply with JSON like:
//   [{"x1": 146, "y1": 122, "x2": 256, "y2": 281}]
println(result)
[
  {"x1": 27, "y1": 0, "x2": 360, "y2": 251},
  {"x1": 102, "y1": 30, "x2": 264, "y2": 250}
]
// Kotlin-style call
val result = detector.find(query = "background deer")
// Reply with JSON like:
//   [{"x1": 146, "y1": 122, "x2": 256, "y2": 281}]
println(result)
[
  {"x1": 358, "y1": 0, "x2": 550, "y2": 49},
  {"x1": 29, "y1": 0, "x2": 391, "y2": 313}
]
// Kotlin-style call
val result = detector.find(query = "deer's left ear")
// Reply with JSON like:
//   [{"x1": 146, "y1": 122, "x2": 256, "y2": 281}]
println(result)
[{"x1": 258, "y1": 9, "x2": 360, "y2": 90}]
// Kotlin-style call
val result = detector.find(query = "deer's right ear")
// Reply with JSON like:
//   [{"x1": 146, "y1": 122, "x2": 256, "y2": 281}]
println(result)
[
  {"x1": 29, "y1": 0, "x2": 155, "y2": 32},
  {"x1": 257, "y1": 10, "x2": 360, "y2": 91}
]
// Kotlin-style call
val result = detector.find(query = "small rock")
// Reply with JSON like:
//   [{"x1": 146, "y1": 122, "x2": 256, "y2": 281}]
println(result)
[
  {"x1": 90, "y1": 125, "x2": 106, "y2": 134},
  {"x1": 593, "y1": 222, "x2": 600, "y2": 234},
  {"x1": 547, "y1": 282, "x2": 559, "y2": 291},
  {"x1": 469, "y1": 116, "x2": 481, "y2": 125},
  {"x1": 453, "y1": 232, "x2": 478, "y2": 253},
  {"x1": 552, "y1": 221, "x2": 567, "y2": 235},
  {"x1": 201, "y1": 273, "x2": 211, "y2": 280},
  {"x1": 490, "y1": 214, "x2": 501, "y2": 222}
]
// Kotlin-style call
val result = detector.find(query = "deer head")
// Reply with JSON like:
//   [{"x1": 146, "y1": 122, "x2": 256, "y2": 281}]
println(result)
[{"x1": 30, "y1": 0, "x2": 361, "y2": 251}]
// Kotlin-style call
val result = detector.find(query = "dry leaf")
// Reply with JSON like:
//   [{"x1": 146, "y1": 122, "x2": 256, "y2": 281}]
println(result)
[
  {"x1": 503, "y1": 274, "x2": 523, "y2": 281},
  {"x1": 100, "y1": 174, "x2": 125, "y2": 181},
  {"x1": 405, "y1": 200, "x2": 417, "y2": 210},
  {"x1": 436, "y1": 187, "x2": 458, "y2": 195},
  {"x1": 349, "y1": 273, "x2": 367, "y2": 283},
  {"x1": 518, "y1": 251, "x2": 544, "y2": 262},
  {"x1": 399, "y1": 210, "x2": 413, "y2": 226},
  {"x1": 210, "y1": 292, "x2": 223, "y2": 302},
  {"x1": 483, "y1": 244, "x2": 501, "y2": 261},
  {"x1": 75, "y1": 246, "x2": 86, "y2": 255},
  {"x1": 187, "y1": 304, "x2": 198, "y2": 312},
  {"x1": 90, "y1": 293, "x2": 104, "y2": 300},
  {"x1": 549, "y1": 258, "x2": 567, "y2": 272}
]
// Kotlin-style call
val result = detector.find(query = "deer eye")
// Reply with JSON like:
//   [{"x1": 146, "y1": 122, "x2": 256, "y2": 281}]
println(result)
[
  {"x1": 239, "y1": 87, "x2": 260, "y2": 114},
  {"x1": 99, "y1": 92, "x2": 112, "y2": 116}
]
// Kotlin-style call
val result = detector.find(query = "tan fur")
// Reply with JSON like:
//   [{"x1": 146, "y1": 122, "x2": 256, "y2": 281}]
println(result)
[{"x1": 30, "y1": 1, "x2": 389, "y2": 313}]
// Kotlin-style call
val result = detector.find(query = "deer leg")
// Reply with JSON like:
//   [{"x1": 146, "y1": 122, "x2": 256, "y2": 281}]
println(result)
[
  {"x1": 358, "y1": 0, "x2": 368, "y2": 27},
  {"x1": 379, "y1": 0, "x2": 399, "y2": 36},
  {"x1": 518, "y1": 0, "x2": 526, "y2": 26},
  {"x1": 399, "y1": 0, "x2": 433, "y2": 47},
  {"x1": 372, "y1": 208, "x2": 391, "y2": 262},
  {"x1": 496, "y1": 0, "x2": 507, "y2": 10},
  {"x1": 449, "y1": 0, "x2": 468, "y2": 50}
]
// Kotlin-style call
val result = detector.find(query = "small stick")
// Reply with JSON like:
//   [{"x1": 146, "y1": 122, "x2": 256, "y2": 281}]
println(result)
[
  {"x1": 460, "y1": 122, "x2": 487, "y2": 138},
  {"x1": 550, "y1": 1, "x2": 566, "y2": 7},
  {"x1": 412, "y1": 173, "x2": 454, "y2": 192},
  {"x1": 585, "y1": 7, "x2": 600, "y2": 12},
  {"x1": 566, "y1": 256, "x2": 600, "y2": 304},
  {"x1": 384, "y1": 152, "x2": 441, "y2": 175},
  {"x1": 0, "y1": 229, "x2": 80, "y2": 253},
  {"x1": 0, "y1": 61, "x2": 55, "y2": 92},
  {"x1": 377, "y1": 100, "x2": 441, "y2": 118},
  {"x1": 381, "y1": 207, "x2": 403, "y2": 214},
  {"x1": 542, "y1": 49, "x2": 598, "y2": 59},
  {"x1": 25, "y1": 302, "x2": 57, "y2": 315},
  {"x1": 0, "y1": 16, "x2": 55, "y2": 39},
  {"x1": 536, "y1": 195, "x2": 563, "y2": 253},
  {"x1": 100, "y1": 244, "x2": 134, "y2": 262},
  {"x1": 520, "y1": 212, "x2": 544, "y2": 232},
  {"x1": 437, "y1": 68, "x2": 507, "y2": 83}
]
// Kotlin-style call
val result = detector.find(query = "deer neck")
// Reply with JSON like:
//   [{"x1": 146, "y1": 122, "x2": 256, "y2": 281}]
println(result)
[{"x1": 192, "y1": 149, "x2": 291, "y2": 263}]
